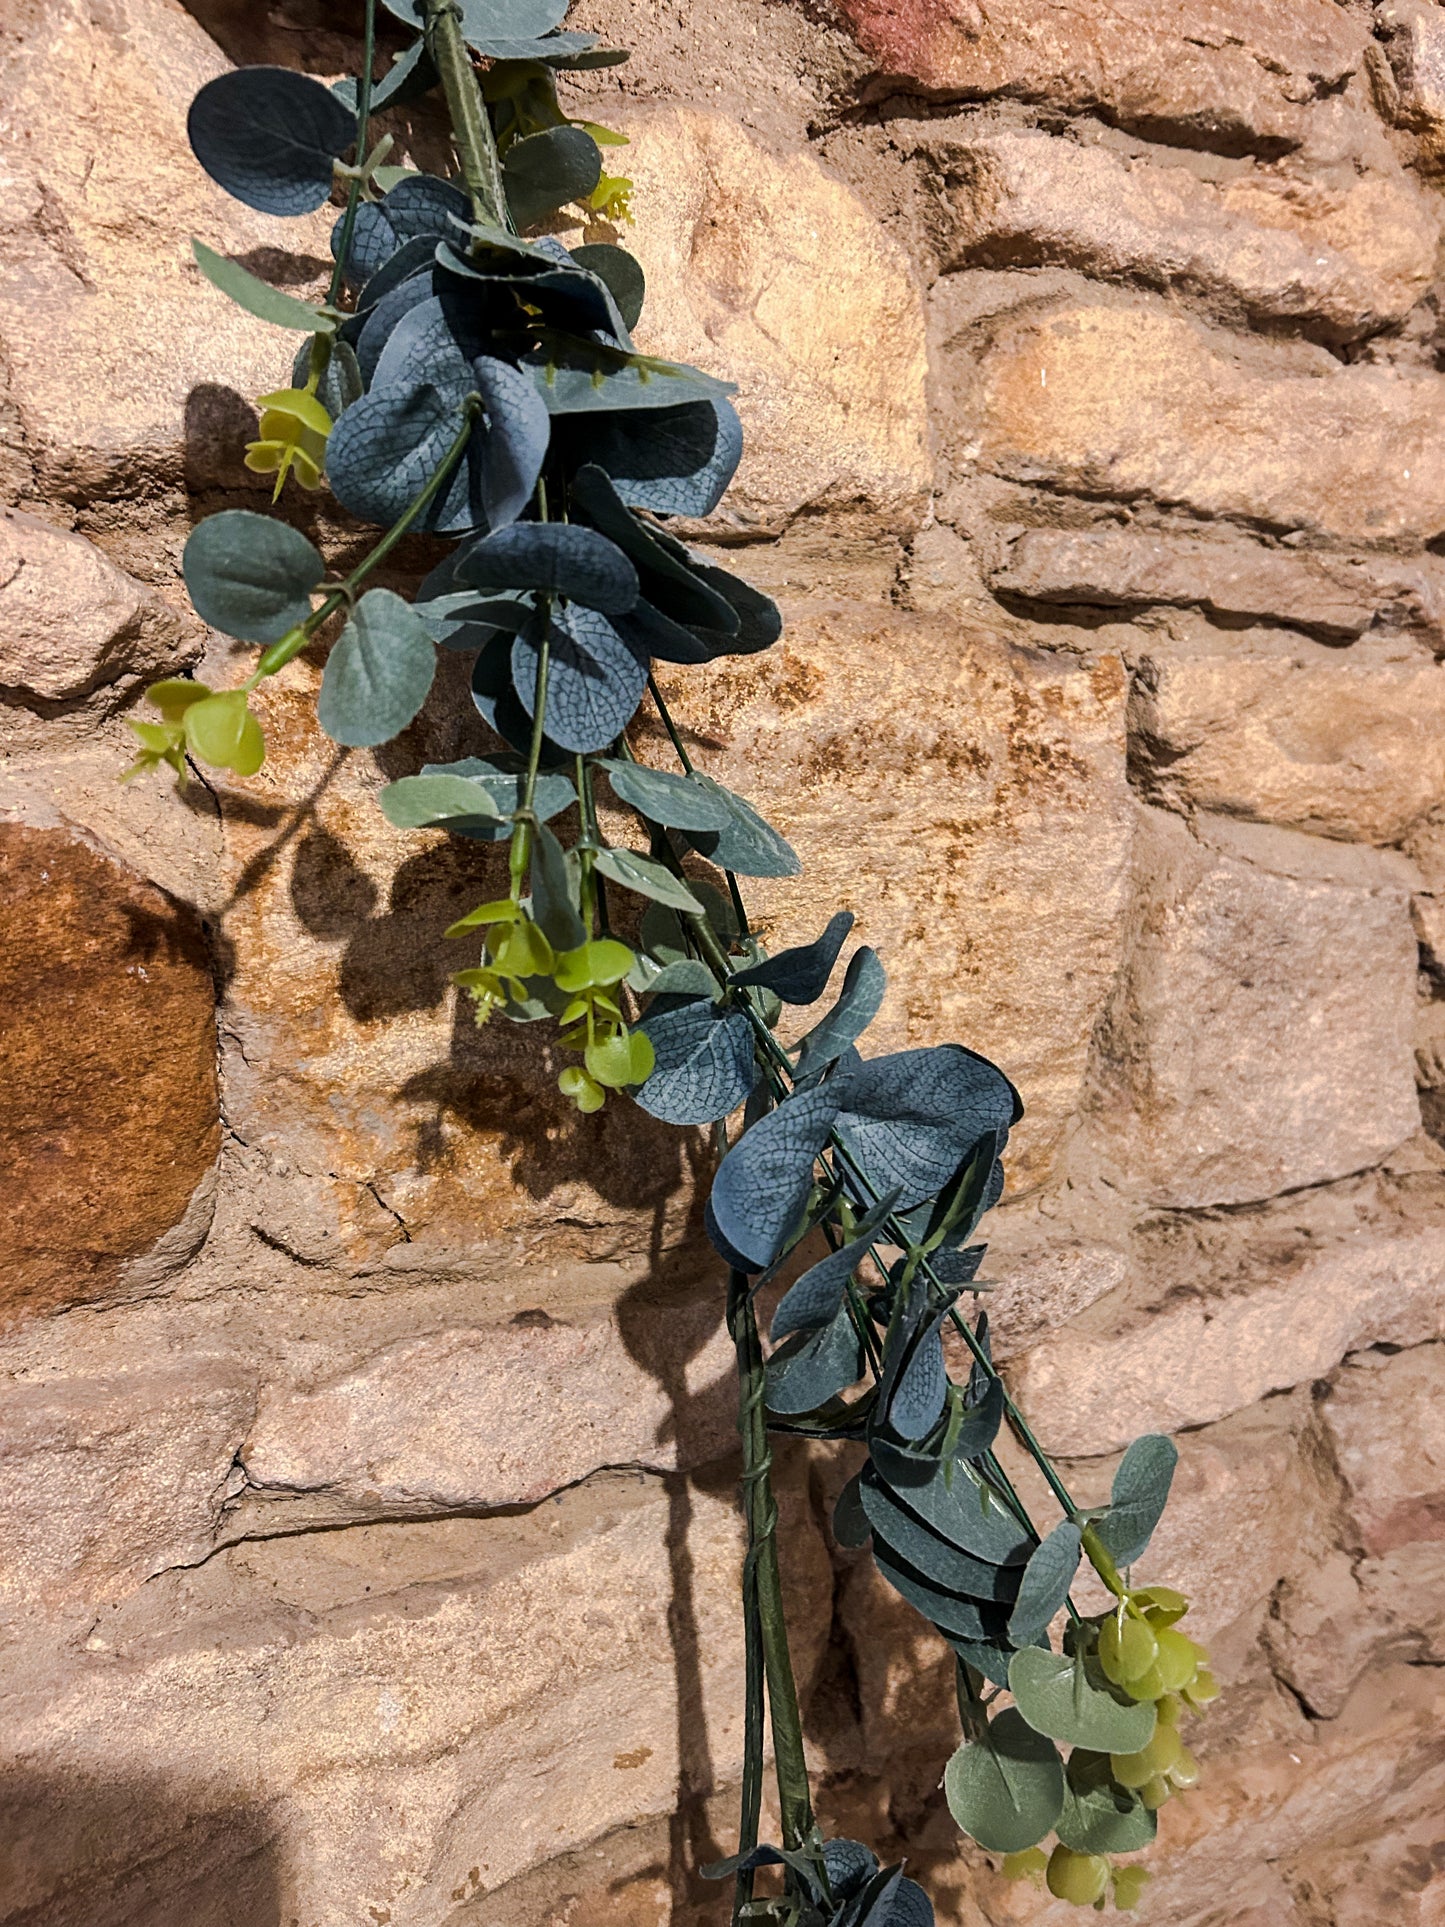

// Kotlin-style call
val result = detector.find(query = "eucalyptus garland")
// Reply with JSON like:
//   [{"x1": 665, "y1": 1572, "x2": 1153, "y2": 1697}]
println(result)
[{"x1": 128, "y1": 1, "x2": 1220, "y2": 1915}]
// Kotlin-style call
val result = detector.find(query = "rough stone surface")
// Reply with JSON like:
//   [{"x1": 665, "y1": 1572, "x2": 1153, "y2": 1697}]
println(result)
[
  {"x1": 934, "y1": 127, "x2": 1437, "y2": 342},
  {"x1": 993, "y1": 525, "x2": 1445, "y2": 648},
  {"x1": 0, "y1": 509, "x2": 195, "y2": 701},
  {"x1": 836, "y1": 0, "x2": 1368, "y2": 150},
  {"x1": 1084, "y1": 810, "x2": 1420, "y2": 1207},
  {"x1": 4, "y1": 0, "x2": 1445, "y2": 1919},
  {"x1": 0, "y1": 820, "x2": 220, "y2": 1321},
  {"x1": 1131, "y1": 636, "x2": 1445, "y2": 843},
  {"x1": 954, "y1": 302, "x2": 1445, "y2": 546}
]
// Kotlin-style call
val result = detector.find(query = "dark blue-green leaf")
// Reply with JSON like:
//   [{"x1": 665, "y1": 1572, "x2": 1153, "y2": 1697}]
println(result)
[
  {"x1": 317, "y1": 588, "x2": 435, "y2": 747},
  {"x1": 708, "y1": 1085, "x2": 839, "y2": 1269},
  {"x1": 188, "y1": 66, "x2": 356, "y2": 217},
  {"x1": 458, "y1": 522, "x2": 637, "y2": 614},
  {"x1": 596, "y1": 758, "x2": 732, "y2": 832},
  {"x1": 793, "y1": 948, "x2": 887, "y2": 1083},
  {"x1": 1094, "y1": 1434, "x2": 1178, "y2": 1569},
  {"x1": 1008, "y1": 1521, "x2": 1082, "y2": 1645},
  {"x1": 503, "y1": 124, "x2": 601, "y2": 229},
  {"x1": 511, "y1": 604, "x2": 646, "y2": 753},
  {"x1": 733, "y1": 910, "x2": 853, "y2": 1006},
  {"x1": 766, "y1": 1306, "x2": 864, "y2": 1416},
  {"x1": 634, "y1": 998, "x2": 755, "y2": 1125},
  {"x1": 182, "y1": 510, "x2": 324, "y2": 643}
]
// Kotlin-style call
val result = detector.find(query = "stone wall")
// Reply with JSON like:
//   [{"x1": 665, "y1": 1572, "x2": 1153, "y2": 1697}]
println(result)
[{"x1": 1, "y1": 0, "x2": 1444, "y2": 1922}]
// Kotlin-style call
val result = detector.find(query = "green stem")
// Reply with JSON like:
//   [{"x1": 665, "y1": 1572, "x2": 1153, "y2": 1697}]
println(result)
[
  {"x1": 647, "y1": 672, "x2": 695, "y2": 772},
  {"x1": 728, "y1": 1274, "x2": 815, "y2": 1856},
  {"x1": 421, "y1": 0, "x2": 508, "y2": 230},
  {"x1": 328, "y1": 0, "x2": 378, "y2": 306},
  {"x1": 727, "y1": 1272, "x2": 768, "y2": 1926},
  {"x1": 255, "y1": 397, "x2": 481, "y2": 678}
]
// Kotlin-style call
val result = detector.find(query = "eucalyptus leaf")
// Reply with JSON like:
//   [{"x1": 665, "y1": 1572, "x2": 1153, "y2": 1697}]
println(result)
[
  {"x1": 734, "y1": 911, "x2": 853, "y2": 1007},
  {"x1": 868, "y1": 1446, "x2": 1032, "y2": 1567},
  {"x1": 1007, "y1": 1648, "x2": 1157, "y2": 1754},
  {"x1": 793, "y1": 948, "x2": 887, "y2": 1083},
  {"x1": 766, "y1": 1306, "x2": 864, "y2": 1416},
  {"x1": 833, "y1": 1472, "x2": 872, "y2": 1550},
  {"x1": 888, "y1": 1316, "x2": 949, "y2": 1442},
  {"x1": 378, "y1": 773, "x2": 507, "y2": 831},
  {"x1": 336, "y1": 174, "x2": 470, "y2": 283},
  {"x1": 708, "y1": 1085, "x2": 840, "y2": 1269},
  {"x1": 859, "y1": 1473, "x2": 1018, "y2": 1602},
  {"x1": 530, "y1": 821, "x2": 587, "y2": 950},
  {"x1": 770, "y1": 1190, "x2": 899, "y2": 1341},
  {"x1": 292, "y1": 335, "x2": 364, "y2": 416},
  {"x1": 1094, "y1": 1435, "x2": 1178, "y2": 1569},
  {"x1": 592, "y1": 846, "x2": 701, "y2": 912},
  {"x1": 504, "y1": 124, "x2": 601, "y2": 228},
  {"x1": 420, "y1": 757, "x2": 575, "y2": 834},
  {"x1": 458, "y1": 522, "x2": 638, "y2": 614},
  {"x1": 570, "y1": 466, "x2": 739, "y2": 633},
  {"x1": 596, "y1": 759, "x2": 732, "y2": 832},
  {"x1": 1007, "y1": 1521, "x2": 1083, "y2": 1646},
  {"x1": 634, "y1": 997, "x2": 754, "y2": 1125},
  {"x1": 511, "y1": 605, "x2": 646, "y2": 754},
  {"x1": 527, "y1": 332, "x2": 737, "y2": 414},
  {"x1": 684, "y1": 774, "x2": 801, "y2": 879},
  {"x1": 317, "y1": 588, "x2": 436, "y2": 747},
  {"x1": 191, "y1": 241, "x2": 333, "y2": 333},
  {"x1": 641, "y1": 959, "x2": 721, "y2": 999},
  {"x1": 574, "y1": 398, "x2": 744, "y2": 519},
  {"x1": 182, "y1": 511, "x2": 324, "y2": 643},
  {"x1": 570, "y1": 242, "x2": 645, "y2": 330},
  {"x1": 943, "y1": 1711, "x2": 1065, "y2": 1854},
  {"x1": 831, "y1": 1045, "x2": 1022, "y2": 1211},
  {"x1": 869, "y1": 1542, "x2": 996, "y2": 1642},
  {"x1": 188, "y1": 66, "x2": 356, "y2": 217},
  {"x1": 1055, "y1": 1751, "x2": 1158, "y2": 1856}
]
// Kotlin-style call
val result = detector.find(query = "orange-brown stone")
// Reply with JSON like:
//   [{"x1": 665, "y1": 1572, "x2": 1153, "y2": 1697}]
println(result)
[{"x1": 0, "y1": 822, "x2": 219, "y2": 1321}]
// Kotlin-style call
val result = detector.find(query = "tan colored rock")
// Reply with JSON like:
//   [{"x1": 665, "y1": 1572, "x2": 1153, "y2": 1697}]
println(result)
[
  {"x1": 836, "y1": 0, "x2": 1368, "y2": 149},
  {"x1": 1381, "y1": 0, "x2": 1445, "y2": 167},
  {"x1": 0, "y1": 509, "x2": 195, "y2": 701},
  {"x1": 656, "y1": 595, "x2": 1133, "y2": 1192},
  {"x1": 3, "y1": 1469, "x2": 832, "y2": 1927},
  {"x1": 243, "y1": 1293, "x2": 737, "y2": 1514},
  {"x1": 959, "y1": 303, "x2": 1445, "y2": 546},
  {"x1": 937, "y1": 128, "x2": 1435, "y2": 342},
  {"x1": 582, "y1": 103, "x2": 930, "y2": 535},
  {"x1": 0, "y1": 821, "x2": 220, "y2": 1324},
  {"x1": 0, "y1": 1365, "x2": 253, "y2": 1621},
  {"x1": 960, "y1": 1239, "x2": 1126, "y2": 1362},
  {"x1": 1011, "y1": 1219, "x2": 1445, "y2": 1456},
  {"x1": 1131, "y1": 638, "x2": 1445, "y2": 845},
  {"x1": 1321, "y1": 1342, "x2": 1445, "y2": 1556},
  {"x1": 993, "y1": 525, "x2": 1445, "y2": 647},
  {"x1": 0, "y1": 0, "x2": 335, "y2": 503},
  {"x1": 1084, "y1": 812, "x2": 1419, "y2": 1207}
]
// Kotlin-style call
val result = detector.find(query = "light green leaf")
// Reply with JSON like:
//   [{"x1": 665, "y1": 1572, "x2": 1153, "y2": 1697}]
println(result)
[
  {"x1": 378, "y1": 773, "x2": 507, "y2": 830},
  {"x1": 192, "y1": 240, "x2": 335, "y2": 334},
  {"x1": 1007, "y1": 1648, "x2": 1157, "y2": 1754},
  {"x1": 593, "y1": 847, "x2": 702, "y2": 912},
  {"x1": 1055, "y1": 1751, "x2": 1158, "y2": 1856},
  {"x1": 943, "y1": 1710, "x2": 1065, "y2": 1854},
  {"x1": 317, "y1": 588, "x2": 436, "y2": 747}
]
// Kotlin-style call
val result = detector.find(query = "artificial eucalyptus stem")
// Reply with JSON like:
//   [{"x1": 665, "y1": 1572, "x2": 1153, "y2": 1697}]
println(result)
[
  {"x1": 421, "y1": 0, "x2": 509, "y2": 230},
  {"x1": 729, "y1": 1273, "x2": 817, "y2": 1858},
  {"x1": 327, "y1": 0, "x2": 378, "y2": 308}
]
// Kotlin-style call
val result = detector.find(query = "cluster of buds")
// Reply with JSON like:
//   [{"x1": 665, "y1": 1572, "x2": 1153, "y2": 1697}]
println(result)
[
  {"x1": 449, "y1": 903, "x2": 654, "y2": 1112},
  {"x1": 1005, "y1": 1848, "x2": 1151, "y2": 1912},
  {"x1": 124, "y1": 678, "x2": 265, "y2": 785}
]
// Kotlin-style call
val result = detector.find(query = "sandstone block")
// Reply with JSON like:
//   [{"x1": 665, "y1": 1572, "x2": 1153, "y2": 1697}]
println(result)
[
  {"x1": 1320, "y1": 1341, "x2": 1445, "y2": 1556},
  {"x1": 1011, "y1": 1219, "x2": 1445, "y2": 1456},
  {"x1": 936, "y1": 129, "x2": 1435, "y2": 342},
  {"x1": 576, "y1": 103, "x2": 930, "y2": 535},
  {"x1": 0, "y1": 509, "x2": 195, "y2": 702},
  {"x1": 1085, "y1": 811, "x2": 1419, "y2": 1207},
  {"x1": 656, "y1": 598, "x2": 1133, "y2": 1192},
  {"x1": 837, "y1": 0, "x2": 1368, "y2": 150},
  {"x1": 993, "y1": 525, "x2": 1445, "y2": 648},
  {"x1": 0, "y1": 0, "x2": 336, "y2": 503},
  {"x1": 243, "y1": 1294, "x2": 737, "y2": 1515},
  {"x1": 1381, "y1": 0, "x2": 1445, "y2": 167},
  {"x1": 0, "y1": 1365, "x2": 254, "y2": 1622},
  {"x1": 1130, "y1": 638, "x2": 1445, "y2": 844},
  {"x1": 958, "y1": 303, "x2": 1445, "y2": 546},
  {"x1": 0, "y1": 821, "x2": 220, "y2": 1322},
  {"x1": 2, "y1": 1470, "x2": 831, "y2": 1927}
]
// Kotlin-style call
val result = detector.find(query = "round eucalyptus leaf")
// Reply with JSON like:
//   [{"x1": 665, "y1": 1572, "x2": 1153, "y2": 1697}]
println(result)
[
  {"x1": 634, "y1": 997, "x2": 754, "y2": 1126},
  {"x1": 377, "y1": 773, "x2": 507, "y2": 831},
  {"x1": 292, "y1": 335, "x2": 364, "y2": 417},
  {"x1": 188, "y1": 66, "x2": 356, "y2": 217},
  {"x1": 1055, "y1": 1752, "x2": 1158, "y2": 1856},
  {"x1": 830, "y1": 1044, "x2": 1022, "y2": 1211},
  {"x1": 511, "y1": 604, "x2": 646, "y2": 753},
  {"x1": 595, "y1": 759, "x2": 731, "y2": 832},
  {"x1": 471, "y1": 634, "x2": 570, "y2": 767},
  {"x1": 682, "y1": 774, "x2": 800, "y2": 878},
  {"x1": 1007, "y1": 1648, "x2": 1158, "y2": 1754},
  {"x1": 458, "y1": 522, "x2": 638, "y2": 614},
  {"x1": 570, "y1": 243, "x2": 645, "y2": 330},
  {"x1": 317, "y1": 588, "x2": 436, "y2": 747},
  {"x1": 1008, "y1": 1521, "x2": 1083, "y2": 1646},
  {"x1": 868, "y1": 1445, "x2": 1032, "y2": 1567},
  {"x1": 576, "y1": 399, "x2": 743, "y2": 520},
  {"x1": 335, "y1": 173, "x2": 470, "y2": 284},
  {"x1": 354, "y1": 270, "x2": 436, "y2": 385},
  {"x1": 1094, "y1": 1434, "x2": 1179, "y2": 1570},
  {"x1": 470, "y1": 29, "x2": 601, "y2": 58},
  {"x1": 592, "y1": 846, "x2": 701, "y2": 913},
  {"x1": 766, "y1": 1307, "x2": 865, "y2": 1416},
  {"x1": 504, "y1": 124, "x2": 601, "y2": 229},
  {"x1": 182, "y1": 510, "x2": 324, "y2": 643},
  {"x1": 708, "y1": 1085, "x2": 840, "y2": 1270},
  {"x1": 943, "y1": 1711, "x2": 1065, "y2": 1854}
]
